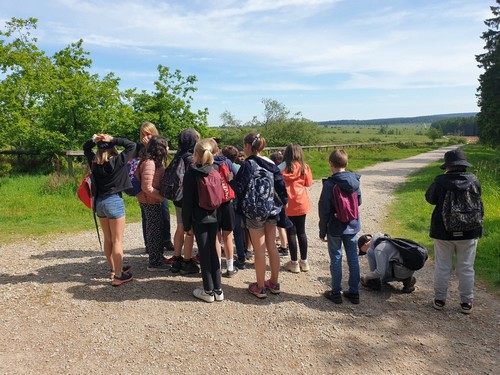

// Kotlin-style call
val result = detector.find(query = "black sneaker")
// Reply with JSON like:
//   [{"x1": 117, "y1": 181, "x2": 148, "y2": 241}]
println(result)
[
  {"x1": 278, "y1": 246, "x2": 289, "y2": 257},
  {"x1": 323, "y1": 290, "x2": 343, "y2": 304},
  {"x1": 234, "y1": 259, "x2": 246, "y2": 270},
  {"x1": 433, "y1": 299, "x2": 445, "y2": 310},
  {"x1": 342, "y1": 290, "x2": 360, "y2": 304},
  {"x1": 363, "y1": 278, "x2": 382, "y2": 291},
  {"x1": 170, "y1": 256, "x2": 183, "y2": 273},
  {"x1": 147, "y1": 263, "x2": 171, "y2": 272},
  {"x1": 180, "y1": 259, "x2": 200, "y2": 275},
  {"x1": 402, "y1": 276, "x2": 416, "y2": 293},
  {"x1": 112, "y1": 272, "x2": 133, "y2": 286},
  {"x1": 163, "y1": 240, "x2": 174, "y2": 252},
  {"x1": 460, "y1": 302, "x2": 473, "y2": 314},
  {"x1": 224, "y1": 267, "x2": 239, "y2": 278}
]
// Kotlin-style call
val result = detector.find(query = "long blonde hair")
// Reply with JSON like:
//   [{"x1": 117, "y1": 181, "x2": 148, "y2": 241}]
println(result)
[
  {"x1": 194, "y1": 138, "x2": 215, "y2": 166},
  {"x1": 140, "y1": 122, "x2": 159, "y2": 139},
  {"x1": 95, "y1": 147, "x2": 118, "y2": 165}
]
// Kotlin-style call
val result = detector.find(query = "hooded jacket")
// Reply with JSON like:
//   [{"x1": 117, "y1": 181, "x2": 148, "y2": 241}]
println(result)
[
  {"x1": 169, "y1": 128, "x2": 198, "y2": 207},
  {"x1": 425, "y1": 171, "x2": 483, "y2": 240},
  {"x1": 83, "y1": 137, "x2": 136, "y2": 196},
  {"x1": 318, "y1": 170, "x2": 362, "y2": 238},
  {"x1": 281, "y1": 161, "x2": 313, "y2": 217},
  {"x1": 182, "y1": 163, "x2": 218, "y2": 232}
]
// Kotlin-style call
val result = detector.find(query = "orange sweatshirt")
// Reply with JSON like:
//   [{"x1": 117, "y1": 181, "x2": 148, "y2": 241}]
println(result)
[{"x1": 281, "y1": 161, "x2": 313, "y2": 217}]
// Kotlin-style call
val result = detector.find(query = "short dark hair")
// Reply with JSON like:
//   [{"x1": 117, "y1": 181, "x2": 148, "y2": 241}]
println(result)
[{"x1": 357, "y1": 234, "x2": 372, "y2": 255}]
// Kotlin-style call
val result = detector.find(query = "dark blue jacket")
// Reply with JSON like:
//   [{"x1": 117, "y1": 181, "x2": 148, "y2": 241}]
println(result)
[{"x1": 318, "y1": 170, "x2": 362, "y2": 238}]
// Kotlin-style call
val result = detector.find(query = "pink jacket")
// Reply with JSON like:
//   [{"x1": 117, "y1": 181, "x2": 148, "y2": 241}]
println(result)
[
  {"x1": 136, "y1": 159, "x2": 164, "y2": 204},
  {"x1": 282, "y1": 162, "x2": 313, "y2": 217}
]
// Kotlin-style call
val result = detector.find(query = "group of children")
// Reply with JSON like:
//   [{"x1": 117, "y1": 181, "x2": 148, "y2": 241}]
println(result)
[{"x1": 85, "y1": 127, "x2": 482, "y2": 312}]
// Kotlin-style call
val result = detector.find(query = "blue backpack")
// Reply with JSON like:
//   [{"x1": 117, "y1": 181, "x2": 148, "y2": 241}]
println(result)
[
  {"x1": 241, "y1": 159, "x2": 278, "y2": 221},
  {"x1": 124, "y1": 158, "x2": 141, "y2": 196}
]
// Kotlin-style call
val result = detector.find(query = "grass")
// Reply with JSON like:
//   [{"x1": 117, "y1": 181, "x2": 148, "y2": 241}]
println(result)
[{"x1": 383, "y1": 144, "x2": 500, "y2": 292}]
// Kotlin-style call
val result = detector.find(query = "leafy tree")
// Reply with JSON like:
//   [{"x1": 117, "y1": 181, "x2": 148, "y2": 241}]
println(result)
[
  {"x1": 476, "y1": 1, "x2": 500, "y2": 147},
  {"x1": 220, "y1": 110, "x2": 242, "y2": 127},
  {"x1": 426, "y1": 127, "x2": 442, "y2": 142}
]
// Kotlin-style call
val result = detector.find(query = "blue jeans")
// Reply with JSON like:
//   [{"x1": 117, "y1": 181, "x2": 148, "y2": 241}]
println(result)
[
  {"x1": 233, "y1": 212, "x2": 246, "y2": 263},
  {"x1": 327, "y1": 234, "x2": 360, "y2": 294},
  {"x1": 95, "y1": 193, "x2": 125, "y2": 219}
]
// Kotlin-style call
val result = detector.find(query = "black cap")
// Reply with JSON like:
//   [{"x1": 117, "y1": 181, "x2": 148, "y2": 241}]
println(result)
[{"x1": 440, "y1": 148, "x2": 472, "y2": 170}]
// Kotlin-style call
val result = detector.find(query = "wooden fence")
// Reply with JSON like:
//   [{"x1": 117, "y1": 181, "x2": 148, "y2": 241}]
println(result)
[{"x1": 0, "y1": 141, "x2": 416, "y2": 176}]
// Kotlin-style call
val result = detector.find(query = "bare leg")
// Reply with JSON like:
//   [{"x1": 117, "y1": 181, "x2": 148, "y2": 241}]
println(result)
[{"x1": 248, "y1": 227, "x2": 266, "y2": 288}]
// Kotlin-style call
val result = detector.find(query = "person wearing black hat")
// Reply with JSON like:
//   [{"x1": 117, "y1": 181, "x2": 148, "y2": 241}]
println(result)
[
  {"x1": 357, "y1": 233, "x2": 416, "y2": 293},
  {"x1": 425, "y1": 148, "x2": 484, "y2": 314}
]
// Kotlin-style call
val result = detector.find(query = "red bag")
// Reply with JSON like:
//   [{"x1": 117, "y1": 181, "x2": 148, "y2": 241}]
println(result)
[
  {"x1": 197, "y1": 167, "x2": 223, "y2": 211},
  {"x1": 332, "y1": 184, "x2": 358, "y2": 223},
  {"x1": 77, "y1": 171, "x2": 93, "y2": 209},
  {"x1": 218, "y1": 162, "x2": 235, "y2": 203}
]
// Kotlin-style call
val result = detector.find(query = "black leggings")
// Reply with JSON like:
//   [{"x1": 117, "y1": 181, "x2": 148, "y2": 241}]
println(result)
[
  {"x1": 193, "y1": 221, "x2": 221, "y2": 292},
  {"x1": 286, "y1": 215, "x2": 308, "y2": 262}
]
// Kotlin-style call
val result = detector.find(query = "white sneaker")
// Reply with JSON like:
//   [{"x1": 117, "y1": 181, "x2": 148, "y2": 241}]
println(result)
[
  {"x1": 284, "y1": 261, "x2": 300, "y2": 273},
  {"x1": 214, "y1": 289, "x2": 224, "y2": 302},
  {"x1": 299, "y1": 260, "x2": 310, "y2": 272},
  {"x1": 193, "y1": 288, "x2": 215, "y2": 303}
]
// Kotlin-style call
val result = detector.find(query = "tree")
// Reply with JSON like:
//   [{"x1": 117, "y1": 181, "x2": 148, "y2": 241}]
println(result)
[
  {"x1": 219, "y1": 110, "x2": 242, "y2": 127},
  {"x1": 476, "y1": 1, "x2": 500, "y2": 147},
  {"x1": 426, "y1": 127, "x2": 442, "y2": 142}
]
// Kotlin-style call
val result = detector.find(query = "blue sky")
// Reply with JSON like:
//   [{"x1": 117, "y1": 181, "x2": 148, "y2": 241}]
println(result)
[{"x1": 1, "y1": 0, "x2": 494, "y2": 126}]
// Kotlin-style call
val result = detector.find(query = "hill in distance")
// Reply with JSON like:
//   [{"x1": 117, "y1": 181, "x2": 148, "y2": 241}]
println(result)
[{"x1": 318, "y1": 112, "x2": 477, "y2": 126}]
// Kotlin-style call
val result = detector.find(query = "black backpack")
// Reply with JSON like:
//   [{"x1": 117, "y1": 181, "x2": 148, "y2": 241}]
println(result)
[
  {"x1": 441, "y1": 184, "x2": 484, "y2": 232},
  {"x1": 160, "y1": 154, "x2": 191, "y2": 201},
  {"x1": 373, "y1": 236, "x2": 428, "y2": 271}
]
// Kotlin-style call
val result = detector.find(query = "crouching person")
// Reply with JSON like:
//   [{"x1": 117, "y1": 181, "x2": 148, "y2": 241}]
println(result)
[{"x1": 358, "y1": 233, "x2": 416, "y2": 293}]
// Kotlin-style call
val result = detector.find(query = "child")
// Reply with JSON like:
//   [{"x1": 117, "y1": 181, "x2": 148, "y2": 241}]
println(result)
[
  {"x1": 167, "y1": 128, "x2": 200, "y2": 276},
  {"x1": 229, "y1": 133, "x2": 288, "y2": 299},
  {"x1": 281, "y1": 144, "x2": 313, "y2": 273},
  {"x1": 425, "y1": 148, "x2": 483, "y2": 314},
  {"x1": 136, "y1": 136, "x2": 171, "y2": 271},
  {"x1": 319, "y1": 149, "x2": 362, "y2": 304},
  {"x1": 182, "y1": 139, "x2": 223, "y2": 302},
  {"x1": 83, "y1": 133, "x2": 136, "y2": 286}
]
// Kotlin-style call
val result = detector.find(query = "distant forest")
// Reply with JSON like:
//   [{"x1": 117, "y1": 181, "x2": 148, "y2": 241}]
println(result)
[{"x1": 318, "y1": 113, "x2": 478, "y2": 126}]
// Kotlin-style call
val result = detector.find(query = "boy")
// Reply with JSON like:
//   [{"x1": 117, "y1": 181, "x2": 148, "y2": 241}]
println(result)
[
  {"x1": 425, "y1": 148, "x2": 483, "y2": 314},
  {"x1": 319, "y1": 150, "x2": 362, "y2": 304}
]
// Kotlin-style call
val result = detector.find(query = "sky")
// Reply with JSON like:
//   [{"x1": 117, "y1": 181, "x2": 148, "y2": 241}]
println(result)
[{"x1": 0, "y1": 0, "x2": 495, "y2": 126}]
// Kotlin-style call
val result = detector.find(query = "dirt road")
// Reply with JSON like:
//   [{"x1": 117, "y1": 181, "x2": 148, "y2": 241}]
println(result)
[{"x1": 0, "y1": 145, "x2": 498, "y2": 374}]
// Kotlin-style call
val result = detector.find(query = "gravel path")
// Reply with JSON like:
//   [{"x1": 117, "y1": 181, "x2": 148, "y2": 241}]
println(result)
[{"x1": 0, "y1": 145, "x2": 498, "y2": 375}]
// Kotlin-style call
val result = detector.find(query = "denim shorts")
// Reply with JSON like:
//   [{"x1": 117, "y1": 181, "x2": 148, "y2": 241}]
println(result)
[{"x1": 95, "y1": 193, "x2": 125, "y2": 219}]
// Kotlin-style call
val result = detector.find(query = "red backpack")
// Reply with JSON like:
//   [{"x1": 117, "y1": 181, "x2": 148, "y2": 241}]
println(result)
[
  {"x1": 332, "y1": 184, "x2": 359, "y2": 223},
  {"x1": 197, "y1": 167, "x2": 223, "y2": 211},
  {"x1": 218, "y1": 162, "x2": 235, "y2": 203}
]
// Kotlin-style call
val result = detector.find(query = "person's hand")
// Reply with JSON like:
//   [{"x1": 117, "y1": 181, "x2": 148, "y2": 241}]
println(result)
[
  {"x1": 99, "y1": 134, "x2": 113, "y2": 143},
  {"x1": 141, "y1": 134, "x2": 152, "y2": 145},
  {"x1": 360, "y1": 276, "x2": 367, "y2": 286}
]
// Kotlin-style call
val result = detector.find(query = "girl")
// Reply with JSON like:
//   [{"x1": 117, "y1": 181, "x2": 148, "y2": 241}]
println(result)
[
  {"x1": 229, "y1": 133, "x2": 288, "y2": 299},
  {"x1": 281, "y1": 144, "x2": 313, "y2": 273},
  {"x1": 83, "y1": 133, "x2": 136, "y2": 286},
  {"x1": 136, "y1": 122, "x2": 173, "y2": 254},
  {"x1": 182, "y1": 138, "x2": 223, "y2": 302},
  {"x1": 136, "y1": 136, "x2": 170, "y2": 271}
]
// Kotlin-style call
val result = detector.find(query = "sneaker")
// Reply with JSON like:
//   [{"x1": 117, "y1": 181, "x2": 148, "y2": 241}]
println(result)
[
  {"x1": 244, "y1": 250, "x2": 254, "y2": 261},
  {"x1": 248, "y1": 283, "x2": 267, "y2": 299},
  {"x1": 402, "y1": 276, "x2": 416, "y2": 293},
  {"x1": 264, "y1": 279, "x2": 281, "y2": 294},
  {"x1": 163, "y1": 256, "x2": 175, "y2": 265},
  {"x1": 192, "y1": 288, "x2": 214, "y2": 303},
  {"x1": 180, "y1": 259, "x2": 200, "y2": 275},
  {"x1": 192, "y1": 254, "x2": 201, "y2": 264},
  {"x1": 234, "y1": 259, "x2": 247, "y2": 270},
  {"x1": 323, "y1": 290, "x2": 342, "y2": 304},
  {"x1": 433, "y1": 299, "x2": 446, "y2": 310},
  {"x1": 342, "y1": 290, "x2": 360, "y2": 304},
  {"x1": 460, "y1": 302, "x2": 473, "y2": 314},
  {"x1": 111, "y1": 272, "x2": 133, "y2": 286},
  {"x1": 147, "y1": 263, "x2": 171, "y2": 272},
  {"x1": 163, "y1": 240, "x2": 174, "y2": 252},
  {"x1": 214, "y1": 289, "x2": 224, "y2": 302},
  {"x1": 278, "y1": 246, "x2": 289, "y2": 257},
  {"x1": 109, "y1": 265, "x2": 132, "y2": 280},
  {"x1": 224, "y1": 267, "x2": 239, "y2": 278},
  {"x1": 284, "y1": 261, "x2": 300, "y2": 273},
  {"x1": 361, "y1": 278, "x2": 382, "y2": 291},
  {"x1": 299, "y1": 260, "x2": 310, "y2": 272},
  {"x1": 170, "y1": 256, "x2": 183, "y2": 273}
]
